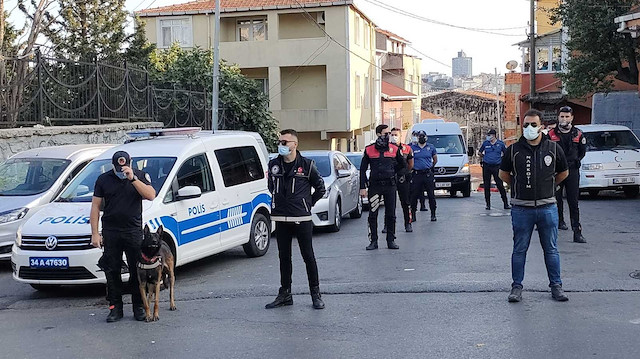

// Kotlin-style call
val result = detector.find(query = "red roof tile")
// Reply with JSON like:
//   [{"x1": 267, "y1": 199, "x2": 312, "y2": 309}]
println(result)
[
  {"x1": 138, "y1": 0, "x2": 351, "y2": 15},
  {"x1": 382, "y1": 81, "x2": 416, "y2": 100},
  {"x1": 420, "y1": 110, "x2": 441, "y2": 120}
]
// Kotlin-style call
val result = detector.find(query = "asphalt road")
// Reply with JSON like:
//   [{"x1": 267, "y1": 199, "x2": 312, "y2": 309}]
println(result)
[{"x1": 1, "y1": 190, "x2": 640, "y2": 358}]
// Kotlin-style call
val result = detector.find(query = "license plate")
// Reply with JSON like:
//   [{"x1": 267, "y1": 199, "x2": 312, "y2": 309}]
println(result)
[
  {"x1": 29, "y1": 257, "x2": 69, "y2": 269},
  {"x1": 613, "y1": 178, "x2": 634, "y2": 184},
  {"x1": 436, "y1": 182, "x2": 451, "y2": 188}
]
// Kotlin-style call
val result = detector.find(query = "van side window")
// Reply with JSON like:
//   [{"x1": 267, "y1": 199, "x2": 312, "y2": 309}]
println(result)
[
  {"x1": 215, "y1": 146, "x2": 264, "y2": 187},
  {"x1": 167, "y1": 154, "x2": 214, "y2": 203}
]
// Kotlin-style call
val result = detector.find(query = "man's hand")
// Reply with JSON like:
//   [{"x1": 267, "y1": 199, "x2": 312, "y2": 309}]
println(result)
[
  {"x1": 91, "y1": 233, "x2": 102, "y2": 248},
  {"x1": 121, "y1": 165, "x2": 134, "y2": 181},
  {"x1": 360, "y1": 189, "x2": 367, "y2": 198}
]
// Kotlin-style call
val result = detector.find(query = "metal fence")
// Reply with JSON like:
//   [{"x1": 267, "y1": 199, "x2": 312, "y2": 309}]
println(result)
[{"x1": 0, "y1": 52, "x2": 214, "y2": 129}]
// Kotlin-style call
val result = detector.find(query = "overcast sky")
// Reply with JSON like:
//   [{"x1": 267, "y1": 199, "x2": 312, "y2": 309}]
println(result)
[{"x1": 6, "y1": 0, "x2": 530, "y2": 77}]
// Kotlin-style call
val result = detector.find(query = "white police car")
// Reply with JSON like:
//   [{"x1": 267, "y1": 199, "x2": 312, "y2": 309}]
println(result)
[{"x1": 11, "y1": 128, "x2": 272, "y2": 289}]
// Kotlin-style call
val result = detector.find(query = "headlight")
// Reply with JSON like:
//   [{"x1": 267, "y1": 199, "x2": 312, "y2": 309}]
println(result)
[
  {"x1": 460, "y1": 164, "x2": 470, "y2": 173},
  {"x1": 322, "y1": 186, "x2": 332, "y2": 199},
  {"x1": 582, "y1": 163, "x2": 603, "y2": 171},
  {"x1": 0, "y1": 207, "x2": 29, "y2": 224},
  {"x1": 15, "y1": 226, "x2": 22, "y2": 246}
]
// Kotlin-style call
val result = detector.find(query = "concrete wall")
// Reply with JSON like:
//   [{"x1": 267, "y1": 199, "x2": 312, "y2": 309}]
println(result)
[
  {"x1": 536, "y1": 0, "x2": 561, "y2": 35},
  {"x1": 281, "y1": 65, "x2": 327, "y2": 110},
  {"x1": 278, "y1": 12, "x2": 325, "y2": 39},
  {"x1": 592, "y1": 91, "x2": 640, "y2": 139},
  {"x1": 0, "y1": 122, "x2": 163, "y2": 161}
]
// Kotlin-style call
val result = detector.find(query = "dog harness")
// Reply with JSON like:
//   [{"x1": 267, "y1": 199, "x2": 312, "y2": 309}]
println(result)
[{"x1": 137, "y1": 253, "x2": 162, "y2": 270}]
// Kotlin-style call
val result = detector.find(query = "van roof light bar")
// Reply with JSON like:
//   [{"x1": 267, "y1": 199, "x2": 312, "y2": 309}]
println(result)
[{"x1": 126, "y1": 127, "x2": 202, "y2": 140}]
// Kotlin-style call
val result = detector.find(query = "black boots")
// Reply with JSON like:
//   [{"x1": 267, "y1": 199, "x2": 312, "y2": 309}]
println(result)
[
  {"x1": 366, "y1": 241, "x2": 378, "y2": 250},
  {"x1": 573, "y1": 228, "x2": 587, "y2": 243},
  {"x1": 381, "y1": 226, "x2": 387, "y2": 234},
  {"x1": 265, "y1": 287, "x2": 293, "y2": 309},
  {"x1": 310, "y1": 286, "x2": 325, "y2": 310},
  {"x1": 558, "y1": 221, "x2": 569, "y2": 230},
  {"x1": 106, "y1": 305, "x2": 123, "y2": 323},
  {"x1": 405, "y1": 223, "x2": 413, "y2": 232},
  {"x1": 133, "y1": 305, "x2": 145, "y2": 321},
  {"x1": 430, "y1": 211, "x2": 437, "y2": 222},
  {"x1": 411, "y1": 210, "x2": 417, "y2": 222},
  {"x1": 387, "y1": 240, "x2": 399, "y2": 249},
  {"x1": 551, "y1": 284, "x2": 569, "y2": 301}
]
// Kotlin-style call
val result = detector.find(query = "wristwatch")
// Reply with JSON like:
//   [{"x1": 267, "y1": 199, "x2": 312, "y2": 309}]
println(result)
[{"x1": 130, "y1": 174, "x2": 138, "y2": 182}]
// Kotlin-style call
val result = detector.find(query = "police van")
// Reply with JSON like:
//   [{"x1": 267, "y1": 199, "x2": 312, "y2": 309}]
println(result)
[
  {"x1": 408, "y1": 120, "x2": 473, "y2": 197},
  {"x1": 11, "y1": 128, "x2": 272, "y2": 289}
]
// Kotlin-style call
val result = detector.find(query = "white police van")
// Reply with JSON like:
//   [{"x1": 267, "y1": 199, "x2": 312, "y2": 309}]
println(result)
[
  {"x1": 408, "y1": 120, "x2": 472, "y2": 197},
  {"x1": 11, "y1": 128, "x2": 272, "y2": 289}
]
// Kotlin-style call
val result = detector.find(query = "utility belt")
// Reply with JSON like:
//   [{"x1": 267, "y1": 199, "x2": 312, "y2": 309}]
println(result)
[{"x1": 370, "y1": 177, "x2": 396, "y2": 186}]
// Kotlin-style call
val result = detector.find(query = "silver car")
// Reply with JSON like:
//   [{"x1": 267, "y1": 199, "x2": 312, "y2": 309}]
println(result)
[
  {"x1": 0, "y1": 145, "x2": 113, "y2": 260},
  {"x1": 344, "y1": 152, "x2": 369, "y2": 208},
  {"x1": 301, "y1": 151, "x2": 362, "y2": 232}
]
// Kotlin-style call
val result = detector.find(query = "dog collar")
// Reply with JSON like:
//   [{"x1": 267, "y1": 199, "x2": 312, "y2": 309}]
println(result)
[{"x1": 138, "y1": 260, "x2": 162, "y2": 270}]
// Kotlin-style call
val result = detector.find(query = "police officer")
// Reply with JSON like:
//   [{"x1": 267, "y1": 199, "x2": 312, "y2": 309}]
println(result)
[
  {"x1": 410, "y1": 130, "x2": 438, "y2": 222},
  {"x1": 479, "y1": 129, "x2": 510, "y2": 210},
  {"x1": 389, "y1": 127, "x2": 414, "y2": 232},
  {"x1": 266, "y1": 129, "x2": 326, "y2": 310},
  {"x1": 499, "y1": 109, "x2": 570, "y2": 302},
  {"x1": 91, "y1": 151, "x2": 156, "y2": 322},
  {"x1": 548, "y1": 106, "x2": 587, "y2": 243},
  {"x1": 360, "y1": 124, "x2": 405, "y2": 250},
  {"x1": 409, "y1": 131, "x2": 427, "y2": 211}
]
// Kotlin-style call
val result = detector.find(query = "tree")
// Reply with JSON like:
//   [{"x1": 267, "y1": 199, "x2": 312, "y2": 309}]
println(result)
[
  {"x1": 552, "y1": 0, "x2": 638, "y2": 98},
  {"x1": 149, "y1": 45, "x2": 279, "y2": 150},
  {"x1": 124, "y1": 16, "x2": 155, "y2": 69}
]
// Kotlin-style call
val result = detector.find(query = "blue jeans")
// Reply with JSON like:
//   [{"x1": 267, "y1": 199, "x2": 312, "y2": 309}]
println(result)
[{"x1": 511, "y1": 204, "x2": 562, "y2": 288}]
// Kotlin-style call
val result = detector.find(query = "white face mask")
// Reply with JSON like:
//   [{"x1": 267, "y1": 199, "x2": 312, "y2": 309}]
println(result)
[
  {"x1": 523, "y1": 125, "x2": 541, "y2": 141},
  {"x1": 390, "y1": 135, "x2": 400, "y2": 144}
]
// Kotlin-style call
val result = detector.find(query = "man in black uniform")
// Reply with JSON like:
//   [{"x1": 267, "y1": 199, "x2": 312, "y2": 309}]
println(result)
[
  {"x1": 91, "y1": 151, "x2": 156, "y2": 322},
  {"x1": 548, "y1": 106, "x2": 587, "y2": 243},
  {"x1": 389, "y1": 127, "x2": 414, "y2": 232},
  {"x1": 266, "y1": 129, "x2": 326, "y2": 310},
  {"x1": 360, "y1": 124, "x2": 405, "y2": 250}
]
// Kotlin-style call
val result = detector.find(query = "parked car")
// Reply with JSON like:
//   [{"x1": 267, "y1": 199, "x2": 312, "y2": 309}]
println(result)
[
  {"x1": 344, "y1": 151, "x2": 372, "y2": 209},
  {"x1": 0, "y1": 144, "x2": 113, "y2": 261},
  {"x1": 301, "y1": 151, "x2": 362, "y2": 232},
  {"x1": 12, "y1": 129, "x2": 272, "y2": 290},
  {"x1": 577, "y1": 124, "x2": 640, "y2": 198}
]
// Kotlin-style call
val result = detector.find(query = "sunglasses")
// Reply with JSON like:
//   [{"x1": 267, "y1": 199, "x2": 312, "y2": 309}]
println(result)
[
  {"x1": 277, "y1": 140, "x2": 297, "y2": 146},
  {"x1": 523, "y1": 123, "x2": 539, "y2": 128}
]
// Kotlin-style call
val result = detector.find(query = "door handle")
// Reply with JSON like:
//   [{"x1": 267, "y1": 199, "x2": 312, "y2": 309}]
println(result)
[
  {"x1": 221, "y1": 200, "x2": 230, "y2": 206},
  {"x1": 170, "y1": 212, "x2": 177, "y2": 217},
  {"x1": 209, "y1": 203, "x2": 219, "y2": 209}
]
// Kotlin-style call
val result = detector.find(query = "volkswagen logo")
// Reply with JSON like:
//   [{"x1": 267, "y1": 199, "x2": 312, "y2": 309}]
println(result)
[
  {"x1": 45, "y1": 235, "x2": 58, "y2": 250},
  {"x1": 437, "y1": 167, "x2": 447, "y2": 175}
]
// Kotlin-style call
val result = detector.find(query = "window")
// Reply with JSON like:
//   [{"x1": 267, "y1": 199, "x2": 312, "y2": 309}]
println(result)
[
  {"x1": 333, "y1": 155, "x2": 343, "y2": 172},
  {"x1": 0, "y1": 158, "x2": 70, "y2": 196},
  {"x1": 167, "y1": 154, "x2": 214, "y2": 203},
  {"x1": 364, "y1": 24, "x2": 370, "y2": 49},
  {"x1": 536, "y1": 47, "x2": 550, "y2": 71},
  {"x1": 253, "y1": 78, "x2": 269, "y2": 96},
  {"x1": 215, "y1": 146, "x2": 265, "y2": 187},
  {"x1": 159, "y1": 18, "x2": 192, "y2": 47},
  {"x1": 337, "y1": 154, "x2": 351, "y2": 170},
  {"x1": 304, "y1": 154, "x2": 331, "y2": 177},
  {"x1": 364, "y1": 74, "x2": 370, "y2": 109},
  {"x1": 237, "y1": 18, "x2": 268, "y2": 42},
  {"x1": 552, "y1": 46, "x2": 562, "y2": 72},
  {"x1": 354, "y1": 16, "x2": 360, "y2": 45},
  {"x1": 355, "y1": 74, "x2": 361, "y2": 109}
]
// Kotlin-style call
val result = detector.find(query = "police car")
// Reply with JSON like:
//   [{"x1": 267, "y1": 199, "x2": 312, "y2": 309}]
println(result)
[{"x1": 11, "y1": 128, "x2": 272, "y2": 289}]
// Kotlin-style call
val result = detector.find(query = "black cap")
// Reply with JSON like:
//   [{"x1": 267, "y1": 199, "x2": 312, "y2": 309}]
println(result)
[
  {"x1": 112, "y1": 151, "x2": 131, "y2": 172},
  {"x1": 416, "y1": 130, "x2": 427, "y2": 137},
  {"x1": 559, "y1": 106, "x2": 573, "y2": 114},
  {"x1": 488, "y1": 129, "x2": 497, "y2": 135}
]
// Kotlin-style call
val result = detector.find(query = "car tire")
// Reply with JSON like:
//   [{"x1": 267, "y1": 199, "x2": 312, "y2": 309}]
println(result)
[
  {"x1": 30, "y1": 284, "x2": 61, "y2": 291},
  {"x1": 350, "y1": 197, "x2": 363, "y2": 219},
  {"x1": 588, "y1": 189, "x2": 600, "y2": 198},
  {"x1": 462, "y1": 184, "x2": 471, "y2": 198},
  {"x1": 623, "y1": 186, "x2": 639, "y2": 199},
  {"x1": 329, "y1": 201, "x2": 342, "y2": 232},
  {"x1": 243, "y1": 213, "x2": 271, "y2": 258}
]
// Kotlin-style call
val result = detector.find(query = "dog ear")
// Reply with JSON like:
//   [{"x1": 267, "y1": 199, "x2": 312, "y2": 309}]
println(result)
[
  {"x1": 144, "y1": 224, "x2": 151, "y2": 237},
  {"x1": 157, "y1": 225, "x2": 164, "y2": 237}
]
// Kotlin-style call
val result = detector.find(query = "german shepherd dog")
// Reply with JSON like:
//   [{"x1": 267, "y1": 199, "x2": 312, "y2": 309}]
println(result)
[{"x1": 138, "y1": 224, "x2": 176, "y2": 322}]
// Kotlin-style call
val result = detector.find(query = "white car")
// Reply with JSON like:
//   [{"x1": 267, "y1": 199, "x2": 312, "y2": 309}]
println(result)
[
  {"x1": 11, "y1": 128, "x2": 272, "y2": 289},
  {"x1": 577, "y1": 124, "x2": 640, "y2": 198},
  {"x1": 0, "y1": 145, "x2": 113, "y2": 261}
]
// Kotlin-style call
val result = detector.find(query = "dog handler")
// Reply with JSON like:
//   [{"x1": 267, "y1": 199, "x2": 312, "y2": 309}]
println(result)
[{"x1": 91, "y1": 151, "x2": 156, "y2": 322}]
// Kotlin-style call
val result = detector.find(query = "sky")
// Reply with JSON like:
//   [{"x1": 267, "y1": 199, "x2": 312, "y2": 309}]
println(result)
[{"x1": 5, "y1": 0, "x2": 531, "y2": 77}]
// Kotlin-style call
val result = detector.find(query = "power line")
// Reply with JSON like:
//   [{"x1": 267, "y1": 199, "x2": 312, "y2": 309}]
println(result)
[{"x1": 407, "y1": 45, "x2": 451, "y2": 69}]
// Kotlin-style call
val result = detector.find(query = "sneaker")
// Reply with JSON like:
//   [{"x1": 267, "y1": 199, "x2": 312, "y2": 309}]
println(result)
[
  {"x1": 550, "y1": 284, "x2": 569, "y2": 302},
  {"x1": 508, "y1": 286, "x2": 522, "y2": 303},
  {"x1": 558, "y1": 221, "x2": 569, "y2": 230},
  {"x1": 106, "y1": 305, "x2": 123, "y2": 323}
]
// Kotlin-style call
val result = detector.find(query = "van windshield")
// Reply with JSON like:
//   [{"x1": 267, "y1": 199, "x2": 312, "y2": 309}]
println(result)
[
  {"x1": 427, "y1": 135, "x2": 466, "y2": 154},
  {"x1": 0, "y1": 158, "x2": 70, "y2": 196},
  {"x1": 584, "y1": 130, "x2": 640, "y2": 151},
  {"x1": 56, "y1": 157, "x2": 177, "y2": 202}
]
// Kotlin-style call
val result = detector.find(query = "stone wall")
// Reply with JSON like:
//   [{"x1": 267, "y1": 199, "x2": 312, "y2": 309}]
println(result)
[{"x1": 0, "y1": 122, "x2": 164, "y2": 161}]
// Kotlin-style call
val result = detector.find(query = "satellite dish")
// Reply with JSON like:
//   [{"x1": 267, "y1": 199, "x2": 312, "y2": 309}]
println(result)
[{"x1": 506, "y1": 60, "x2": 519, "y2": 71}]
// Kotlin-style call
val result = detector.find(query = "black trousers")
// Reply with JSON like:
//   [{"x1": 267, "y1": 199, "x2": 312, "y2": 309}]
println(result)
[
  {"x1": 411, "y1": 170, "x2": 436, "y2": 213},
  {"x1": 368, "y1": 183, "x2": 397, "y2": 242},
  {"x1": 102, "y1": 229, "x2": 143, "y2": 308},
  {"x1": 275, "y1": 221, "x2": 319, "y2": 290},
  {"x1": 556, "y1": 168, "x2": 581, "y2": 230},
  {"x1": 482, "y1": 163, "x2": 508, "y2": 205},
  {"x1": 397, "y1": 174, "x2": 412, "y2": 225}
]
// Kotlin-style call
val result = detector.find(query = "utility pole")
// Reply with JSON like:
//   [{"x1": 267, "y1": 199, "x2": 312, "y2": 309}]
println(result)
[
  {"x1": 529, "y1": 0, "x2": 536, "y2": 106},
  {"x1": 211, "y1": 0, "x2": 221, "y2": 132},
  {"x1": 495, "y1": 67, "x2": 502, "y2": 139}
]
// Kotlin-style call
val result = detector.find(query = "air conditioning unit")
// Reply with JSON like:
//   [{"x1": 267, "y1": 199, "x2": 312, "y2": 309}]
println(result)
[{"x1": 316, "y1": 12, "x2": 326, "y2": 25}]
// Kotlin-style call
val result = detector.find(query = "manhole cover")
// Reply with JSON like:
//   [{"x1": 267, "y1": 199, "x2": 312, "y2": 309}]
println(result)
[{"x1": 630, "y1": 271, "x2": 640, "y2": 279}]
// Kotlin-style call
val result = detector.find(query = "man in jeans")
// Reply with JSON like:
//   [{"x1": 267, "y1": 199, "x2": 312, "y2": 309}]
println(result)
[
  {"x1": 499, "y1": 109, "x2": 570, "y2": 303},
  {"x1": 479, "y1": 129, "x2": 510, "y2": 210}
]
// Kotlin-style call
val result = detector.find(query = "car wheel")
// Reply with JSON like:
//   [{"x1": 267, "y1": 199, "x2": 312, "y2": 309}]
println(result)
[
  {"x1": 623, "y1": 186, "x2": 639, "y2": 199},
  {"x1": 243, "y1": 213, "x2": 270, "y2": 258},
  {"x1": 588, "y1": 189, "x2": 600, "y2": 198},
  {"x1": 30, "y1": 284, "x2": 61, "y2": 291},
  {"x1": 329, "y1": 201, "x2": 342, "y2": 232},
  {"x1": 350, "y1": 196, "x2": 363, "y2": 219},
  {"x1": 462, "y1": 183, "x2": 471, "y2": 198}
]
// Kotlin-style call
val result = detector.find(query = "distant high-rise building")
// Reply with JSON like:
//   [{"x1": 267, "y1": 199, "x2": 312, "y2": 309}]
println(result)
[{"x1": 452, "y1": 50, "x2": 472, "y2": 78}]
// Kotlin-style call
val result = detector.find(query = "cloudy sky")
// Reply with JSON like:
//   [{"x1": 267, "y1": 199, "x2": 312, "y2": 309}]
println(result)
[{"x1": 6, "y1": 0, "x2": 531, "y2": 77}]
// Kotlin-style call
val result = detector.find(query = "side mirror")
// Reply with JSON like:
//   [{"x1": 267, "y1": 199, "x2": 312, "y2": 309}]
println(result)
[
  {"x1": 337, "y1": 169, "x2": 351, "y2": 178},
  {"x1": 467, "y1": 146, "x2": 475, "y2": 157},
  {"x1": 177, "y1": 186, "x2": 202, "y2": 200}
]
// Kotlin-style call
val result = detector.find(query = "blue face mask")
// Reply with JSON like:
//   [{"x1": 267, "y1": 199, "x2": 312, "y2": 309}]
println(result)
[
  {"x1": 278, "y1": 145, "x2": 291, "y2": 156},
  {"x1": 486, "y1": 135, "x2": 493, "y2": 142}
]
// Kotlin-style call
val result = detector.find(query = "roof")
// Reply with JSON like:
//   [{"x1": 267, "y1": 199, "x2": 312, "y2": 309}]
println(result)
[
  {"x1": 10, "y1": 145, "x2": 113, "y2": 160},
  {"x1": 382, "y1": 81, "x2": 416, "y2": 100},
  {"x1": 420, "y1": 110, "x2": 441, "y2": 120},
  {"x1": 375, "y1": 28, "x2": 410, "y2": 44},
  {"x1": 514, "y1": 28, "x2": 562, "y2": 47},
  {"x1": 137, "y1": 0, "x2": 353, "y2": 16},
  {"x1": 459, "y1": 90, "x2": 505, "y2": 102}
]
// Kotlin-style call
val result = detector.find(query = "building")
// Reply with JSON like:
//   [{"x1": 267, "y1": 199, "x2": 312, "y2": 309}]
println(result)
[
  {"x1": 615, "y1": 5, "x2": 640, "y2": 93},
  {"x1": 452, "y1": 50, "x2": 472, "y2": 79},
  {"x1": 137, "y1": 0, "x2": 381, "y2": 152}
]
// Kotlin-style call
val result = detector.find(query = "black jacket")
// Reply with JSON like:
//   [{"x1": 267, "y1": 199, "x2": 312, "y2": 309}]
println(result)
[
  {"x1": 548, "y1": 127, "x2": 586, "y2": 169},
  {"x1": 360, "y1": 143, "x2": 405, "y2": 189},
  {"x1": 500, "y1": 136, "x2": 569, "y2": 207},
  {"x1": 268, "y1": 152, "x2": 326, "y2": 222}
]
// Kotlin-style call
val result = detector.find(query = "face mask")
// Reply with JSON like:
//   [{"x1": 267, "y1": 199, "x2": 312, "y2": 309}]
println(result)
[
  {"x1": 418, "y1": 136, "x2": 427, "y2": 145},
  {"x1": 541, "y1": 128, "x2": 549, "y2": 135},
  {"x1": 411, "y1": 136, "x2": 418, "y2": 143},
  {"x1": 278, "y1": 145, "x2": 291, "y2": 156},
  {"x1": 390, "y1": 135, "x2": 400, "y2": 144},
  {"x1": 559, "y1": 121, "x2": 571, "y2": 130},
  {"x1": 523, "y1": 125, "x2": 541, "y2": 141},
  {"x1": 113, "y1": 169, "x2": 127, "y2": 180},
  {"x1": 375, "y1": 134, "x2": 390, "y2": 150},
  {"x1": 486, "y1": 135, "x2": 493, "y2": 142}
]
